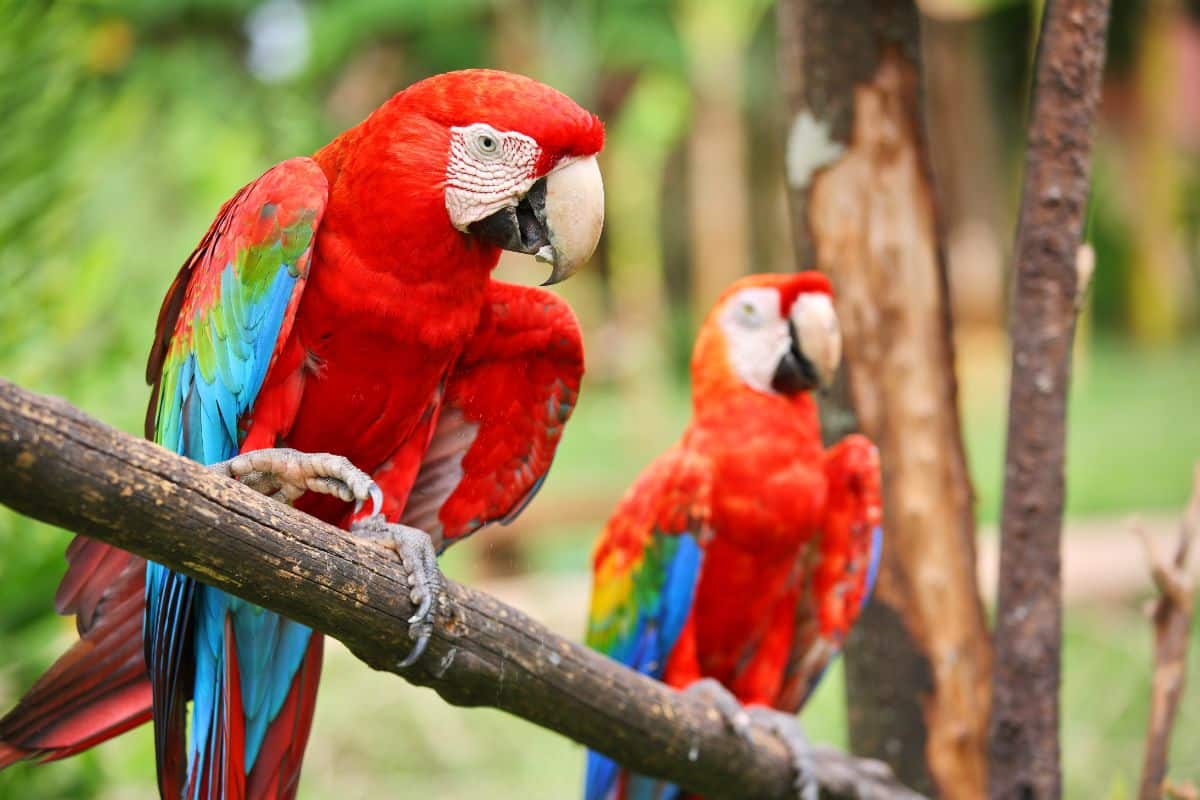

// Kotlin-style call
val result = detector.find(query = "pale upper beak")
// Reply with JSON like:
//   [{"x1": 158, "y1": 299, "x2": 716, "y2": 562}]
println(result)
[
  {"x1": 791, "y1": 292, "x2": 842, "y2": 389},
  {"x1": 535, "y1": 156, "x2": 604, "y2": 285},
  {"x1": 467, "y1": 155, "x2": 605, "y2": 285}
]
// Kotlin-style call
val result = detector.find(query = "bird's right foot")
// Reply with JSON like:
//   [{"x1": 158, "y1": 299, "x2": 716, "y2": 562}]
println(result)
[{"x1": 349, "y1": 516, "x2": 444, "y2": 669}]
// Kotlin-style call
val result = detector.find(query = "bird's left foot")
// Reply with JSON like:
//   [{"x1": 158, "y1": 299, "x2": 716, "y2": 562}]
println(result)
[
  {"x1": 747, "y1": 706, "x2": 818, "y2": 800},
  {"x1": 211, "y1": 448, "x2": 383, "y2": 514},
  {"x1": 683, "y1": 680, "x2": 817, "y2": 800},
  {"x1": 349, "y1": 516, "x2": 443, "y2": 669},
  {"x1": 684, "y1": 678, "x2": 752, "y2": 740}
]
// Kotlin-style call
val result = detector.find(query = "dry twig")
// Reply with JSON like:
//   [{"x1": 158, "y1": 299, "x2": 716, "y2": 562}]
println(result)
[{"x1": 1136, "y1": 463, "x2": 1200, "y2": 800}]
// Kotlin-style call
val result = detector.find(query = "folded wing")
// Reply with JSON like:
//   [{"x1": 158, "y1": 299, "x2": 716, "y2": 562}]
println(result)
[
  {"x1": 583, "y1": 446, "x2": 711, "y2": 800},
  {"x1": 777, "y1": 434, "x2": 882, "y2": 712},
  {"x1": 401, "y1": 280, "x2": 585, "y2": 550}
]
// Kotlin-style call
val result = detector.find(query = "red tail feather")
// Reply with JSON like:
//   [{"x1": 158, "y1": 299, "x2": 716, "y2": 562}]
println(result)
[
  {"x1": 0, "y1": 543, "x2": 152, "y2": 768},
  {"x1": 246, "y1": 635, "x2": 324, "y2": 800},
  {"x1": 224, "y1": 617, "x2": 247, "y2": 800}
]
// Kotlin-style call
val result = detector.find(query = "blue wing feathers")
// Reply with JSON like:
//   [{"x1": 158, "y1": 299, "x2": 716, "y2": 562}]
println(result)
[
  {"x1": 585, "y1": 751, "x2": 620, "y2": 800},
  {"x1": 863, "y1": 524, "x2": 883, "y2": 612},
  {"x1": 176, "y1": 261, "x2": 315, "y2": 782},
  {"x1": 659, "y1": 535, "x2": 701, "y2": 668},
  {"x1": 627, "y1": 775, "x2": 683, "y2": 800},
  {"x1": 584, "y1": 532, "x2": 703, "y2": 800},
  {"x1": 145, "y1": 162, "x2": 326, "y2": 793}
]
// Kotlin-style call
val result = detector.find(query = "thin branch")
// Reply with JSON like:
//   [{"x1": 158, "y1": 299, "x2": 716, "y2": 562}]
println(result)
[
  {"x1": 0, "y1": 378, "x2": 923, "y2": 800},
  {"x1": 989, "y1": 1, "x2": 1112, "y2": 798},
  {"x1": 1137, "y1": 463, "x2": 1200, "y2": 800}
]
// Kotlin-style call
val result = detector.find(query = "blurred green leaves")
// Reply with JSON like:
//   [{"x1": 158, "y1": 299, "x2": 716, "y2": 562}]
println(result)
[{"x1": 0, "y1": 2, "x2": 1197, "y2": 797}]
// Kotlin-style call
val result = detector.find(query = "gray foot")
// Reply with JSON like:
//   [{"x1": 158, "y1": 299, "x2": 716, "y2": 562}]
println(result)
[
  {"x1": 748, "y1": 706, "x2": 818, "y2": 800},
  {"x1": 211, "y1": 448, "x2": 383, "y2": 514},
  {"x1": 684, "y1": 678, "x2": 752, "y2": 741},
  {"x1": 684, "y1": 679, "x2": 817, "y2": 800},
  {"x1": 350, "y1": 517, "x2": 443, "y2": 668}
]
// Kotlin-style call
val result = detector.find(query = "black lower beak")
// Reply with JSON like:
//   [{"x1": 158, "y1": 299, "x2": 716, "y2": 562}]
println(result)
[
  {"x1": 771, "y1": 321, "x2": 820, "y2": 396},
  {"x1": 467, "y1": 177, "x2": 550, "y2": 255}
]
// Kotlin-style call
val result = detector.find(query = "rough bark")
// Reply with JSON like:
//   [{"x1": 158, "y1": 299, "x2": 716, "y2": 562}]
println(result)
[
  {"x1": 777, "y1": 1, "x2": 991, "y2": 797},
  {"x1": 988, "y1": 2, "x2": 1112, "y2": 799},
  {"x1": 1136, "y1": 464, "x2": 1199, "y2": 800},
  {"x1": 0, "y1": 378, "x2": 924, "y2": 800}
]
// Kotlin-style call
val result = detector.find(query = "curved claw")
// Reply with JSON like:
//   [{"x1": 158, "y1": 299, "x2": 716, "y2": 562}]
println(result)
[
  {"x1": 396, "y1": 629, "x2": 430, "y2": 669},
  {"x1": 368, "y1": 483, "x2": 384, "y2": 518},
  {"x1": 352, "y1": 481, "x2": 384, "y2": 518},
  {"x1": 409, "y1": 591, "x2": 434, "y2": 625},
  {"x1": 350, "y1": 519, "x2": 443, "y2": 670},
  {"x1": 747, "y1": 706, "x2": 818, "y2": 800},
  {"x1": 218, "y1": 448, "x2": 381, "y2": 513}
]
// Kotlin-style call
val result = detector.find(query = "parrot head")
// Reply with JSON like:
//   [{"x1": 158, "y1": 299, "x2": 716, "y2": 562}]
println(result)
[
  {"x1": 323, "y1": 69, "x2": 605, "y2": 285},
  {"x1": 693, "y1": 271, "x2": 842, "y2": 399}
]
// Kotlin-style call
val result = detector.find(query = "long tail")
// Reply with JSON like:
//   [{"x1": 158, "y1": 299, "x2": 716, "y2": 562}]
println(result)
[
  {"x1": 0, "y1": 541, "x2": 152, "y2": 768},
  {"x1": 585, "y1": 750, "x2": 687, "y2": 800},
  {"x1": 168, "y1": 585, "x2": 324, "y2": 800}
]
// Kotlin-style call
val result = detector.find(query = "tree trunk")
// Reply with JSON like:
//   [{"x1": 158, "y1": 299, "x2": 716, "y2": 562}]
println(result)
[
  {"x1": 776, "y1": 2, "x2": 991, "y2": 797},
  {"x1": 988, "y1": 2, "x2": 1111, "y2": 799}
]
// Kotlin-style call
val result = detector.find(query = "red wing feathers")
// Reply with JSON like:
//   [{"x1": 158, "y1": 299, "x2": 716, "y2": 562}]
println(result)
[
  {"x1": 401, "y1": 280, "x2": 584, "y2": 547},
  {"x1": 777, "y1": 434, "x2": 882, "y2": 712}
]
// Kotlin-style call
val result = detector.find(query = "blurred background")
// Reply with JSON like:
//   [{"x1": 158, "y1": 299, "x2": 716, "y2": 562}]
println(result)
[{"x1": 1, "y1": 0, "x2": 1198, "y2": 797}]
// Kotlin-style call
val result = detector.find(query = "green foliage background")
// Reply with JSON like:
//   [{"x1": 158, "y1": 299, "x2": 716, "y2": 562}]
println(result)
[{"x1": 0, "y1": 1, "x2": 1198, "y2": 798}]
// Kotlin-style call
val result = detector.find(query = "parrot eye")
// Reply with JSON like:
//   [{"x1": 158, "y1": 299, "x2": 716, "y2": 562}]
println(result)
[
  {"x1": 736, "y1": 300, "x2": 762, "y2": 329},
  {"x1": 470, "y1": 126, "x2": 504, "y2": 159}
]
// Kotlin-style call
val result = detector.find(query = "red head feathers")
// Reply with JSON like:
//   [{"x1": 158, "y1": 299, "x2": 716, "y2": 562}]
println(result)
[{"x1": 691, "y1": 271, "x2": 840, "y2": 403}]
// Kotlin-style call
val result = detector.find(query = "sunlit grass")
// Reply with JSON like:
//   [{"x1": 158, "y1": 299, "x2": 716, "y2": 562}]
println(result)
[{"x1": 962, "y1": 335, "x2": 1200, "y2": 523}]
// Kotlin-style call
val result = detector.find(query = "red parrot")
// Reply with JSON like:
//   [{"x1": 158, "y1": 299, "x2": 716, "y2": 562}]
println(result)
[
  {"x1": 583, "y1": 272, "x2": 882, "y2": 800},
  {"x1": 0, "y1": 69, "x2": 604, "y2": 800}
]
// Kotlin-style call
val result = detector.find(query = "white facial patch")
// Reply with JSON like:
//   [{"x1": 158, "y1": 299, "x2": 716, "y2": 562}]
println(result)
[
  {"x1": 445, "y1": 123, "x2": 541, "y2": 231},
  {"x1": 718, "y1": 287, "x2": 791, "y2": 395}
]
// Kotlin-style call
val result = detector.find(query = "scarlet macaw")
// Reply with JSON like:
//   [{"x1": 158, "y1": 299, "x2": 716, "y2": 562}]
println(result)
[
  {"x1": 583, "y1": 272, "x2": 882, "y2": 800},
  {"x1": 0, "y1": 69, "x2": 605, "y2": 800}
]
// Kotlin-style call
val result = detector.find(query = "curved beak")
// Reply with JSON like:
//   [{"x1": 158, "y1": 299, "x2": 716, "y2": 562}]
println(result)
[
  {"x1": 771, "y1": 293, "x2": 842, "y2": 395},
  {"x1": 467, "y1": 155, "x2": 605, "y2": 285}
]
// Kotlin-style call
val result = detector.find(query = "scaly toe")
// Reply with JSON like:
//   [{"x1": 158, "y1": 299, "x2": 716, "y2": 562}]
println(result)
[
  {"x1": 213, "y1": 448, "x2": 382, "y2": 512},
  {"x1": 747, "y1": 707, "x2": 818, "y2": 800},
  {"x1": 684, "y1": 678, "x2": 753, "y2": 743},
  {"x1": 349, "y1": 519, "x2": 443, "y2": 668}
]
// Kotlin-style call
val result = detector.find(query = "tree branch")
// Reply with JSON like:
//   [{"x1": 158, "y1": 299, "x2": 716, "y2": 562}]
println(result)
[
  {"x1": 988, "y1": 2, "x2": 1112, "y2": 798},
  {"x1": 1136, "y1": 463, "x2": 1200, "y2": 800},
  {"x1": 0, "y1": 378, "x2": 923, "y2": 800}
]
